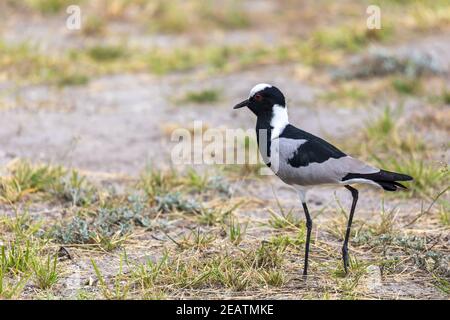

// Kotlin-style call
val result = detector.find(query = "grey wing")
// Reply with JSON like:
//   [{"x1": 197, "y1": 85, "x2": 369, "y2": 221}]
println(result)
[{"x1": 272, "y1": 137, "x2": 380, "y2": 186}]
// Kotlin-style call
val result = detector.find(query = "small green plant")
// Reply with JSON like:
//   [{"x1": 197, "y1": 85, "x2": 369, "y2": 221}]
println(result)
[
  {"x1": 259, "y1": 269, "x2": 285, "y2": 287},
  {"x1": 50, "y1": 216, "x2": 91, "y2": 244},
  {"x1": 268, "y1": 193, "x2": 303, "y2": 230},
  {"x1": 132, "y1": 253, "x2": 169, "y2": 290},
  {"x1": 26, "y1": 0, "x2": 76, "y2": 14},
  {"x1": 92, "y1": 256, "x2": 130, "y2": 300},
  {"x1": 268, "y1": 232, "x2": 305, "y2": 251},
  {"x1": 0, "y1": 269, "x2": 28, "y2": 299},
  {"x1": 2, "y1": 210, "x2": 42, "y2": 239},
  {"x1": 208, "y1": 256, "x2": 251, "y2": 291},
  {"x1": 228, "y1": 216, "x2": 247, "y2": 245},
  {"x1": 365, "y1": 107, "x2": 396, "y2": 142},
  {"x1": 75, "y1": 289, "x2": 96, "y2": 300},
  {"x1": 332, "y1": 255, "x2": 367, "y2": 279},
  {"x1": 179, "y1": 228, "x2": 216, "y2": 250},
  {"x1": 92, "y1": 231, "x2": 128, "y2": 252},
  {"x1": 432, "y1": 274, "x2": 450, "y2": 295},
  {"x1": 0, "y1": 161, "x2": 65, "y2": 203},
  {"x1": 57, "y1": 73, "x2": 89, "y2": 87},
  {"x1": 0, "y1": 241, "x2": 34, "y2": 275},
  {"x1": 392, "y1": 77, "x2": 422, "y2": 95},
  {"x1": 438, "y1": 203, "x2": 450, "y2": 227},
  {"x1": 441, "y1": 90, "x2": 450, "y2": 104},
  {"x1": 254, "y1": 244, "x2": 284, "y2": 269},
  {"x1": 53, "y1": 170, "x2": 96, "y2": 206},
  {"x1": 87, "y1": 45, "x2": 125, "y2": 62},
  {"x1": 31, "y1": 254, "x2": 59, "y2": 289},
  {"x1": 138, "y1": 167, "x2": 181, "y2": 201},
  {"x1": 155, "y1": 193, "x2": 202, "y2": 214},
  {"x1": 197, "y1": 202, "x2": 240, "y2": 226},
  {"x1": 268, "y1": 209, "x2": 302, "y2": 230},
  {"x1": 183, "y1": 169, "x2": 209, "y2": 192},
  {"x1": 0, "y1": 178, "x2": 25, "y2": 203},
  {"x1": 182, "y1": 89, "x2": 220, "y2": 104},
  {"x1": 370, "y1": 201, "x2": 398, "y2": 236}
]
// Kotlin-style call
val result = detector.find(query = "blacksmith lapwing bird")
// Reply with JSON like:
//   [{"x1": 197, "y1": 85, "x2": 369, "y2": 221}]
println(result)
[{"x1": 234, "y1": 83, "x2": 413, "y2": 276}]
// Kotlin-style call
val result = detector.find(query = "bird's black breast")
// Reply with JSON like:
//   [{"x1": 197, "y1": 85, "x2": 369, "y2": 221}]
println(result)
[{"x1": 279, "y1": 124, "x2": 346, "y2": 168}]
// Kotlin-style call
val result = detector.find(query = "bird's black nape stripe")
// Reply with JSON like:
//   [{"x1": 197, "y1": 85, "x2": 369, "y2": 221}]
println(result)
[{"x1": 280, "y1": 125, "x2": 346, "y2": 167}]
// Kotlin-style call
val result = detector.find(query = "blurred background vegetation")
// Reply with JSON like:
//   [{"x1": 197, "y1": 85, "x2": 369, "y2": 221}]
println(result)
[{"x1": 0, "y1": 0, "x2": 449, "y2": 84}]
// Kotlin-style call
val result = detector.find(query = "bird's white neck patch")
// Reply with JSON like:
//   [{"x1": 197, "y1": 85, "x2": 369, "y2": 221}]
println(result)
[
  {"x1": 270, "y1": 104, "x2": 289, "y2": 140},
  {"x1": 249, "y1": 83, "x2": 272, "y2": 98}
]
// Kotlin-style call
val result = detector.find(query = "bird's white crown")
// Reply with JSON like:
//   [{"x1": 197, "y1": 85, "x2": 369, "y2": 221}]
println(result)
[{"x1": 249, "y1": 83, "x2": 272, "y2": 98}]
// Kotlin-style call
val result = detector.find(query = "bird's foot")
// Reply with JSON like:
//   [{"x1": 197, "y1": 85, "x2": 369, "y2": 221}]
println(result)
[
  {"x1": 302, "y1": 271, "x2": 308, "y2": 282},
  {"x1": 302, "y1": 263, "x2": 308, "y2": 280},
  {"x1": 342, "y1": 246, "x2": 349, "y2": 275}
]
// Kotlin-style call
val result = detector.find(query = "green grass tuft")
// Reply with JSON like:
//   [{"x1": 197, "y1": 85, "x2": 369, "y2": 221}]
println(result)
[
  {"x1": 392, "y1": 77, "x2": 422, "y2": 95},
  {"x1": 441, "y1": 90, "x2": 450, "y2": 104},
  {"x1": 57, "y1": 73, "x2": 89, "y2": 87},
  {"x1": 0, "y1": 267, "x2": 28, "y2": 299},
  {"x1": 1, "y1": 241, "x2": 34, "y2": 275},
  {"x1": 182, "y1": 89, "x2": 220, "y2": 104},
  {"x1": 0, "y1": 161, "x2": 64, "y2": 203},
  {"x1": 87, "y1": 45, "x2": 126, "y2": 62},
  {"x1": 25, "y1": 0, "x2": 78, "y2": 14},
  {"x1": 438, "y1": 203, "x2": 450, "y2": 227},
  {"x1": 138, "y1": 167, "x2": 181, "y2": 202},
  {"x1": 31, "y1": 254, "x2": 59, "y2": 289},
  {"x1": 92, "y1": 256, "x2": 130, "y2": 300},
  {"x1": 228, "y1": 216, "x2": 247, "y2": 245}
]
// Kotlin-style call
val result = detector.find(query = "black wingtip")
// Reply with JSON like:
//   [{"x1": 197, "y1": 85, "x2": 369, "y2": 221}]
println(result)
[
  {"x1": 386, "y1": 171, "x2": 413, "y2": 181},
  {"x1": 393, "y1": 181, "x2": 408, "y2": 189},
  {"x1": 400, "y1": 174, "x2": 413, "y2": 181},
  {"x1": 343, "y1": 170, "x2": 413, "y2": 192},
  {"x1": 377, "y1": 180, "x2": 409, "y2": 191}
]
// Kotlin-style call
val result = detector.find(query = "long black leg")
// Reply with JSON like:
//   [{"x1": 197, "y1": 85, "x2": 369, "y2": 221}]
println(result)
[
  {"x1": 343, "y1": 185, "x2": 359, "y2": 274},
  {"x1": 301, "y1": 202, "x2": 313, "y2": 276}
]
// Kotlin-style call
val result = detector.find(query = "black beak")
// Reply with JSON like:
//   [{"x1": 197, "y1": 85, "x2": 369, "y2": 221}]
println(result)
[{"x1": 233, "y1": 99, "x2": 249, "y2": 109}]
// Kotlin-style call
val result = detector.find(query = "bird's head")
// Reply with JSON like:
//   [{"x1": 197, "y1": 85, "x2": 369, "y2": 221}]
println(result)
[{"x1": 233, "y1": 83, "x2": 286, "y2": 116}]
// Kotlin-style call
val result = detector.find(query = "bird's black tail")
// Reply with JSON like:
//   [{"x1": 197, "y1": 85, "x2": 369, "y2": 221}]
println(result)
[{"x1": 343, "y1": 170, "x2": 413, "y2": 192}]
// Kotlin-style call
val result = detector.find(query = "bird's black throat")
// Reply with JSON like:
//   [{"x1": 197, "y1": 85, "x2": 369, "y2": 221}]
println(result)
[{"x1": 255, "y1": 111, "x2": 275, "y2": 167}]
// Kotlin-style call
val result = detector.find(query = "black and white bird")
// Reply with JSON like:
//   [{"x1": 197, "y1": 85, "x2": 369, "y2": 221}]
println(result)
[{"x1": 234, "y1": 83, "x2": 413, "y2": 276}]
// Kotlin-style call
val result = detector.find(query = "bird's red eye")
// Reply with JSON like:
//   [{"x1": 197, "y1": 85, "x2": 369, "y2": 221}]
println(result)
[{"x1": 254, "y1": 93, "x2": 263, "y2": 102}]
